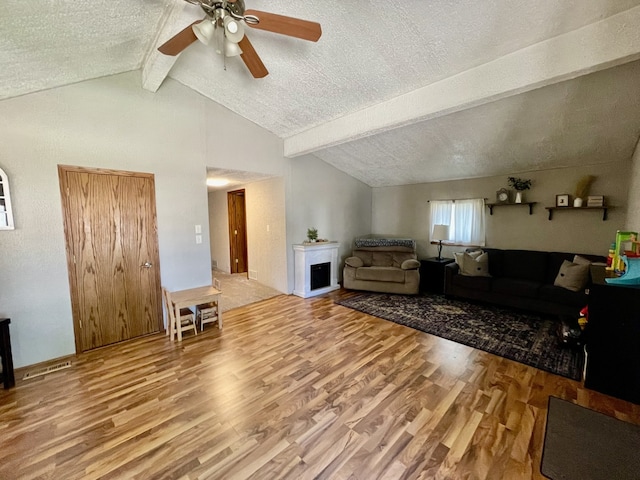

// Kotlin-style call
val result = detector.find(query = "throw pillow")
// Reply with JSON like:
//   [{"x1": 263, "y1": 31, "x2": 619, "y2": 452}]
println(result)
[
  {"x1": 460, "y1": 252, "x2": 490, "y2": 277},
  {"x1": 573, "y1": 255, "x2": 592, "y2": 265},
  {"x1": 401, "y1": 259, "x2": 420, "y2": 270},
  {"x1": 345, "y1": 256, "x2": 363, "y2": 268},
  {"x1": 554, "y1": 260, "x2": 590, "y2": 292},
  {"x1": 454, "y1": 250, "x2": 482, "y2": 269}
]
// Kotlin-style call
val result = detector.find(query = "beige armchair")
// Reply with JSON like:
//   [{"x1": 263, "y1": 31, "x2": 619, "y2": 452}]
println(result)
[{"x1": 343, "y1": 238, "x2": 420, "y2": 295}]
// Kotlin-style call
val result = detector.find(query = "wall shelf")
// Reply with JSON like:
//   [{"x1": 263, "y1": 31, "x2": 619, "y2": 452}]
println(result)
[
  {"x1": 545, "y1": 206, "x2": 609, "y2": 221},
  {"x1": 486, "y1": 202, "x2": 536, "y2": 215}
]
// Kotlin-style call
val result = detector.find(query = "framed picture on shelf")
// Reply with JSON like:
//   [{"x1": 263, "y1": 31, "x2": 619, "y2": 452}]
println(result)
[
  {"x1": 556, "y1": 194, "x2": 569, "y2": 207},
  {"x1": 587, "y1": 195, "x2": 604, "y2": 207}
]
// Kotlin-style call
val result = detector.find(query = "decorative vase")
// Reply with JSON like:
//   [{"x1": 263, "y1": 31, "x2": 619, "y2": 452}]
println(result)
[
  {"x1": 573, "y1": 198, "x2": 583, "y2": 207},
  {"x1": 515, "y1": 191, "x2": 523, "y2": 203}
]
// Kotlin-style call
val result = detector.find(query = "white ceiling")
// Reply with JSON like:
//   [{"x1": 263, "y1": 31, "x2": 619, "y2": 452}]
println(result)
[{"x1": 3, "y1": 1, "x2": 640, "y2": 187}]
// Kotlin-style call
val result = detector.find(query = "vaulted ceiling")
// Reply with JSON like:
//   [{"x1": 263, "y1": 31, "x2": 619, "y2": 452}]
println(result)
[{"x1": 3, "y1": 1, "x2": 640, "y2": 187}]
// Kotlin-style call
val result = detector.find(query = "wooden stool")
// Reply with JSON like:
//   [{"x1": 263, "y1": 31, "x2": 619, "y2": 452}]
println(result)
[
  {"x1": 162, "y1": 288, "x2": 197, "y2": 340},
  {"x1": 195, "y1": 278, "x2": 222, "y2": 331}
]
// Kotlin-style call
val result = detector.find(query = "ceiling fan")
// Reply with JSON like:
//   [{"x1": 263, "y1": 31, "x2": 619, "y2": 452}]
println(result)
[{"x1": 158, "y1": 0, "x2": 322, "y2": 78}]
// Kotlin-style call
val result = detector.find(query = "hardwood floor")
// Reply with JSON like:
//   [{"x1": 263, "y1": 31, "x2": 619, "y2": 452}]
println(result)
[{"x1": 1, "y1": 290, "x2": 639, "y2": 479}]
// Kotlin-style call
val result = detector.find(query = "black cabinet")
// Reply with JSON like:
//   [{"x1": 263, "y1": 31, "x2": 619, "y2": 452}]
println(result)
[
  {"x1": 0, "y1": 318, "x2": 15, "y2": 389},
  {"x1": 420, "y1": 258, "x2": 454, "y2": 294},
  {"x1": 584, "y1": 268, "x2": 640, "y2": 404}
]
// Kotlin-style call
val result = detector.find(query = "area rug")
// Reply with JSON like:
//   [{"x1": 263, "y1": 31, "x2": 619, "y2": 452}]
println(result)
[
  {"x1": 541, "y1": 396, "x2": 640, "y2": 479},
  {"x1": 335, "y1": 293, "x2": 583, "y2": 380}
]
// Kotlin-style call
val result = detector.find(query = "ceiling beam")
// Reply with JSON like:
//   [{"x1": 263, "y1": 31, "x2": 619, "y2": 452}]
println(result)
[
  {"x1": 284, "y1": 6, "x2": 640, "y2": 158},
  {"x1": 141, "y1": 2, "x2": 196, "y2": 93}
]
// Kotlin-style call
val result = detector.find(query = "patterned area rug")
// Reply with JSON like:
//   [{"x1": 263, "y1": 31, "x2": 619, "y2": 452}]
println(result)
[{"x1": 336, "y1": 292, "x2": 583, "y2": 380}]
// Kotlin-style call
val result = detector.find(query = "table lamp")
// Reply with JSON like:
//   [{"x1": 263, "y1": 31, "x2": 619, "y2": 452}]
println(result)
[{"x1": 432, "y1": 224, "x2": 450, "y2": 261}]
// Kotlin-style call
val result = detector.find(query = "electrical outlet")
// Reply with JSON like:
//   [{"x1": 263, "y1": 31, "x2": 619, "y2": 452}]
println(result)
[{"x1": 195, "y1": 234, "x2": 202, "y2": 244}]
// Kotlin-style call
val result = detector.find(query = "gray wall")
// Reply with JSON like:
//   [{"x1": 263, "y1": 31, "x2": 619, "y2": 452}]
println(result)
[
  {"x1": 372, "y1": 162, "x2": 631, "y2": 259},
  {"x1": 208, "y1": 189, "x2": 229, "y2": 272},
  {"x1": 287, "y1": 155, "x2": 373, "y2": 287}
]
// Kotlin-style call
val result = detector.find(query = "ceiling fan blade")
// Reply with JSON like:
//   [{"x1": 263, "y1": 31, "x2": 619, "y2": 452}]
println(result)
[
  {"x1": 158, "y1": 21, "x2": 199, "y2": 56},
  {"x1": 238, "y1": 36, "x2": 269, "y2": 78},
  {"x1": 244, "y1": 10, "x2": 322, "y2": 42}
]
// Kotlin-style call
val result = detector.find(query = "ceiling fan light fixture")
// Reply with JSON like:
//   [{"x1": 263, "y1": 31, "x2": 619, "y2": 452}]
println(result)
[
  {"x1": 192, "y1": 19, "x2": 215, "y2": 45},
  {"x1": 243, "y1": 14, "x2": 259, "y2": 26},
  {"x1": 214, "y1": 23, "x2": 225, "y2": 54},
  {"x1": 224, "y1": 39, "x2": 243, "y2": 57},
  {"x1": 158, "y1": 2, "x2": 321, "y2": 78},
  {"x1": 223, "y1": 16, "x2": 245, "y2": 43}
]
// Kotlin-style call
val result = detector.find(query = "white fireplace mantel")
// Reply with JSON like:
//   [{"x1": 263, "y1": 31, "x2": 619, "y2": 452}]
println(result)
[{"x1": 293, "y1": 242, "x2": 340, "y2": 298}]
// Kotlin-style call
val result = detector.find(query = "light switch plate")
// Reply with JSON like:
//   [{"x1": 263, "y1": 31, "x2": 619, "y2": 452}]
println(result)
[
  {"x1": 195, "y1": 234, "x2": 202, "y2": 244},
  {"x1": 195, "y1": 224, "x2": 202, "y2": 234}
]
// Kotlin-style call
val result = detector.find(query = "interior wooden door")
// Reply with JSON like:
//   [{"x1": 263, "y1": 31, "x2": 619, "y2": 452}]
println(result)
[
  {"x1": 59, "y1": 165, "x2": 163, "y2": 352},
  {"x1": 227, "y1": 189, "x2": 248, "y2": 274}
]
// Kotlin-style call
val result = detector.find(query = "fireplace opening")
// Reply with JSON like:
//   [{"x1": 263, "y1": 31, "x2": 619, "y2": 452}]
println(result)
[{"x1": 310, "y1": 262, "x2": 331, "y2": 290}]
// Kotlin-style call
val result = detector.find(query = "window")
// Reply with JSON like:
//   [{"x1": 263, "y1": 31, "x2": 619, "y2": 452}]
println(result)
[
  {"x1": 0, "y1": 167, "x2": 14, "y2": 230},
  {"x1": 430, "y1": 198, "x2": 485, "y2": 246}
]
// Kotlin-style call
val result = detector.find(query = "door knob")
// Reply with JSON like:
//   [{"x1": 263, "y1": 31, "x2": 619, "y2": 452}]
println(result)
[{"x1": 141, "y1": 262, "x2": 153, "y2": 268}]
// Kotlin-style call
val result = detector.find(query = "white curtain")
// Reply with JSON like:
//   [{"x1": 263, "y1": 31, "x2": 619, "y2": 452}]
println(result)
[
  {"x1": 430, "y1": 200, "x2": 452, "y2": 230},
  {"x1": 430, "y1": 198, "x2": 485, "y2": 246}
]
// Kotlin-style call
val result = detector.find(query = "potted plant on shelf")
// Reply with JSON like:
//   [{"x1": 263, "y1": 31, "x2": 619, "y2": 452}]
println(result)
[
  {"x1": 508, "y1": 176, "x2": 532, "y2": 203},
  {"x1": 307, "y1": 227, "x2": 318, "y2": 243}
]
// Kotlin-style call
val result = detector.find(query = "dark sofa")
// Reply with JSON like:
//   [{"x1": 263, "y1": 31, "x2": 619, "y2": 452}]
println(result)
[{"x1": 444, "y1": 248, "x2": 606, "y2": 316}]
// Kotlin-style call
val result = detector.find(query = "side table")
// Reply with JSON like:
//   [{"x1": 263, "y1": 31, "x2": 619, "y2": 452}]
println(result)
[
  {"x1": 420, "y1": 257, "x2": 455, "y2": 293},
  {"x1": 0, "y1": 318, "x2": 15, "y2": 389}
]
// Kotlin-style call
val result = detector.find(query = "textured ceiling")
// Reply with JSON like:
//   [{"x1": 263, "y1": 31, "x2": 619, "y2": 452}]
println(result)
[
  {"x1": 314, "y1": 60, "x2": 640, "y2": 186},
  {"x1": 2, "y1": 1, "x2": 640, "y2": 187},
  {"x1": 0, "y1": 0, "x2": 174, "y2": 100}
]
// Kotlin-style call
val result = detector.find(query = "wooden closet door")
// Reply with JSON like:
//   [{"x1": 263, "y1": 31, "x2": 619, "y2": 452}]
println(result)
[
  {"x1": 59, "y1": 166, "x2": 163, "y2": 352},
  {"x1": 227, "y1": 189, "x2": 248, "y2": 274}
]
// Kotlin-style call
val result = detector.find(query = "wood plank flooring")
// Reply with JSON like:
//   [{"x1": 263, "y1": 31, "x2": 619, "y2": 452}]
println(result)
[{"x1": 1, "y1": 290, "x2": 639, "y2": 479}]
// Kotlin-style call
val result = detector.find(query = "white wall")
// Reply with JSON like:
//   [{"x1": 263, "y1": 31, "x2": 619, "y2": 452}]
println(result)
[
  {"x1": 373, "y1": 162, "x2": 630, "y2": 259},
  {"x1": 287, "y1": 155, "x2": 372, "y2": 288},
  {"x1": 208, "y1": 189, "x2": 230, "y2": 272},
  {"x1": 208, "y1": 176, "x2": 288, "y2": 293},
  {"x1": 0, "y1": 71, "x2": 287, "y2": 368},
  {"x1": 245, "y1": 177, "x2": 288, "y2": 292}
]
